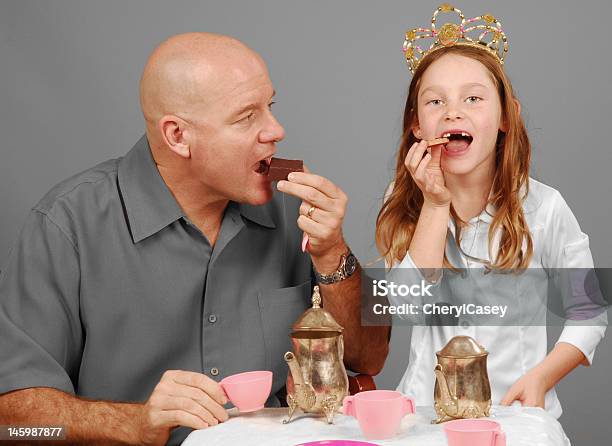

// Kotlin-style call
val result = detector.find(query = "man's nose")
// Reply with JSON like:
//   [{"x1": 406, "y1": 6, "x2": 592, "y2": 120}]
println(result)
[{"x1": 260, "y1": 112, "x2": 285, "y2": 143}]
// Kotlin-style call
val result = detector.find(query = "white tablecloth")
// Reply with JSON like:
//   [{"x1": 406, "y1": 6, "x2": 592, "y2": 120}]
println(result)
[{"x1": 182, "y1": 406, "x2": 570, "y2": 445}]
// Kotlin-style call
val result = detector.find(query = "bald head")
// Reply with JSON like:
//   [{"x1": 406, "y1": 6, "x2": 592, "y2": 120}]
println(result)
[{"x1": 140, "y1": 32, "x2": 265, "y2": 127}]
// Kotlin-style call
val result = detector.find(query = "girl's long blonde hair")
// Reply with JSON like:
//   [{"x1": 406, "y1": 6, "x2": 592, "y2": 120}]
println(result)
[{"x1": 376, "y1": 45, "x2": 533, "y2": 270}]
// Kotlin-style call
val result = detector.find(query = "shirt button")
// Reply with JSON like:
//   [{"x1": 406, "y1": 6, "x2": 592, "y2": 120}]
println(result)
[
  {"x1": 208, "y1": 314, "x2": 218, "y2": 324},
  {"x1": 210, "y1": 367, "x2": 219, "y2": 376}
]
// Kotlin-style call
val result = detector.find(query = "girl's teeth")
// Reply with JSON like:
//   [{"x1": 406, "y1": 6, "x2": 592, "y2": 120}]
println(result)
[{"x1": 441, "y1": 132, "x2": 471, "y2": 138}]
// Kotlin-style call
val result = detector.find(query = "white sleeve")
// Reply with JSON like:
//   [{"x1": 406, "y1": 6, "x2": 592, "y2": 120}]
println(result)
[
  {"x1": 544, "y1": 191, "x2": 607, "y2": 364},
  {"x1": 384, "y1": 250, "x2": 445, "y2": 327},
  {"x1": 391, "y1": 250, "x2": 444, "y2": 285},
  {"x1": 543, "y1": 191, "x2": 593, "y2": 269}
]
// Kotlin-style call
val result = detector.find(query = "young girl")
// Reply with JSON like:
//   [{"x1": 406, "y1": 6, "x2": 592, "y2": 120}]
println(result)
[{"x1": 376, "y1": 5, "x2": 607, "y2": 417}]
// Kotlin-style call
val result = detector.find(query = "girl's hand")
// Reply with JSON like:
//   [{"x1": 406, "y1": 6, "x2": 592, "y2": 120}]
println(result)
[
  {"x1": 404, "y1": 140, "x2": 451, "y2": 207},
  {"x1": 500, "y1": 369, "x2": 549, "y2": 408}
]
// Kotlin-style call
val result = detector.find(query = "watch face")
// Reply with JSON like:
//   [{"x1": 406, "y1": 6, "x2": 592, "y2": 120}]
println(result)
[{"x1": 345, "y1": 254, "x2": 357, "y2": 275}]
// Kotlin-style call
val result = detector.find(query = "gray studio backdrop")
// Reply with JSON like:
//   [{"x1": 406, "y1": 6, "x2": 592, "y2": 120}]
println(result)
[{"x1": 1, "y1": 0, "x2": 611, "y2": 444}]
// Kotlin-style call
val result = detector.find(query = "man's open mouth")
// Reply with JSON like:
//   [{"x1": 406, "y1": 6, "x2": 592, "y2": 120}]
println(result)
[{"x1": 255, "y1": 157, "x2": 272, "y2": 175}]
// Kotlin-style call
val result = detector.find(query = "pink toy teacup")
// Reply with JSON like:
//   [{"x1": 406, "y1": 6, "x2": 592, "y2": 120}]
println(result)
[
  {"x1": 219, "y1": 370, "x2": 272, "y2": 413},
  {"x1": 443, "y1": 419, "x2": 506, "y2": 446},
  {"x1": 342, "y1": 390, "x2": 415, "y2": 440}
]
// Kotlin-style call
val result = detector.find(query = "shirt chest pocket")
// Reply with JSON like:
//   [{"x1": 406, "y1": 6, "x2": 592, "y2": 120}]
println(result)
[{"x1": 257, "y1": 280, "x2": 312, "y2": 391}]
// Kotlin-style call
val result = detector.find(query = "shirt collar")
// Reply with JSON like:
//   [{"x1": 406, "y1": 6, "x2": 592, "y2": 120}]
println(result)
[
  {"x1": 239, "y1": 203, "x2": 276, "y2": 229},
  {"x1": 118, "y1": 135, "x2": 276, "y2": 243},
  {"x1": 118, "y1": 135, "x2": 184, "y2": 243},
  {"x1": 479, "y1": 202, "x2": 495, "y2": 223},
  {"x1": 448, "y1": 202, "x2": 495, "y2": 232}
]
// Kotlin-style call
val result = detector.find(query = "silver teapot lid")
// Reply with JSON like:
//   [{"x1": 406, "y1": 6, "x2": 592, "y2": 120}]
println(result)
[
  {"x1": 291, "y1": 286, "x2": 343, "y2": 334},
  {"x1": 437, "y1": 336, "x2": 487, "y2": 358}
]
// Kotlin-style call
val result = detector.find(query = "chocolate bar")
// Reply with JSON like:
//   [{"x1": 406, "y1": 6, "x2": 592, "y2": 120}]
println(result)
[
  {"x1": 427, "y1": 137, "x2": 449, "y2": 147},
  {"x1": 267, "y1": 157, "x2": 304, "y2": 181},
  {"x1": 423, "y1": 137, "x2": 450, "y2": 156}
]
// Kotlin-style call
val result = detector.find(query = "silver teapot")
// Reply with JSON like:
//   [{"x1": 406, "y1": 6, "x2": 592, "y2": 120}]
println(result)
[{"x1": 283, "y1": 286, "x2": 349, "y2": 424}]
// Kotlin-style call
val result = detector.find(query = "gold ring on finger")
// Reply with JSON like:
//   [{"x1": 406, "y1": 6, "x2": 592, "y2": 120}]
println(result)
[{"x1": 307, "y1": 205, "x2": 316, "y2": 218}]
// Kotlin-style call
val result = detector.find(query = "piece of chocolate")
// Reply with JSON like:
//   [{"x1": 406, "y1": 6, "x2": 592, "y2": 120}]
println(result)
[
  {"x1": 267, "y1": 157, "x2": 304, "y2": 181},
  {"x1": 427, "y1": 137, "x2": 450, "y2": 147}
]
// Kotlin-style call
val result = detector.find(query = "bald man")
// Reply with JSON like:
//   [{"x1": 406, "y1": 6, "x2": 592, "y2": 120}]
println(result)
[{"x1": 0, "y1": 33, "x2": 389, "y2": 445}]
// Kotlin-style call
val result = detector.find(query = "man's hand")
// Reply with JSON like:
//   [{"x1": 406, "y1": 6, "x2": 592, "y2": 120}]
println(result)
[
  {"x1": 276, "y1": 168, "x2": 389, "y2": 375},
  {"x1": 277, "y1": 168, "x2": 348, "y2": 266},
  {"x1": 138, "y1": 370, "x2": 229, "y2": 446}
]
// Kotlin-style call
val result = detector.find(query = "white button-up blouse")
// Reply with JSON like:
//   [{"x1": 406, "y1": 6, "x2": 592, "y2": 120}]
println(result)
[{"x1": 387, "y1": 178, "x2": 607, "y2": 418}]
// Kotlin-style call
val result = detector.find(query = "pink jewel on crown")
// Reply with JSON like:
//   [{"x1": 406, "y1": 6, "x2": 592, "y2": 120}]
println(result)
[{"x1": 403, "y1": 3, "x2": 508, "y2": 74}]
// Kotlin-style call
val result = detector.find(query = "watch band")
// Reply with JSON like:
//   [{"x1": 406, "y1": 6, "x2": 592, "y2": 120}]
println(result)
[{"x1": 314, "y1": 249, "x2": 358, "y2": 285}]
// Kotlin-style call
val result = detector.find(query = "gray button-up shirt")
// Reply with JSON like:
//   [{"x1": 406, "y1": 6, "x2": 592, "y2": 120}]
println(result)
[{"x1": 0, "y1": 135, "x2": 312, "y2": 444}]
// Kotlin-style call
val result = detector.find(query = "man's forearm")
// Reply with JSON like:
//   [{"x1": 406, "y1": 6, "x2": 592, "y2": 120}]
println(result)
[
  {"x1": 0, "y1": 387, "x2": 143, "y2": 445},
  {"x1": 312, "y1": 241, "x2": 390, "y2": 375},
  {"x1": 320, "y1": 267, "x2": 390, "y2": 375}
]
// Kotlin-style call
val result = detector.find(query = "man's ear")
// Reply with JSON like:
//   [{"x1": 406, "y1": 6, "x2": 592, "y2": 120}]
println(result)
[
  {"x1": 501, "y1": 98, "x2": 521, "y2": 132},
  {"x1": 159, "y1": 115, "x2": 191, "y2": 159}
]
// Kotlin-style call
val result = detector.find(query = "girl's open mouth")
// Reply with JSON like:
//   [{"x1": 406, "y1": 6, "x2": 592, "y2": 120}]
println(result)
[{"x1": 441, "y1": 131, "x2": 473, "y2": 155}]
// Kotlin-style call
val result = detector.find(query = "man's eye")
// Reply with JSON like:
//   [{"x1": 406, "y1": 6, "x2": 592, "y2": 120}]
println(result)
[
  {"x1": 240, "y1": 112, "x2": 255, "y2": 122},
  {"x1": 466, "y1": 96, "x2": 482, "y2": 103},
  {"x1": 268, "y1": 101, "x2": 276, "y2": 109}
]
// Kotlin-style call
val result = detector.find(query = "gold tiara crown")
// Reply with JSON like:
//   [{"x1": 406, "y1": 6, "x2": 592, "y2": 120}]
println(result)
[{"x1": 403, "y1": 3, "x2": 508, "y2": 74}]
